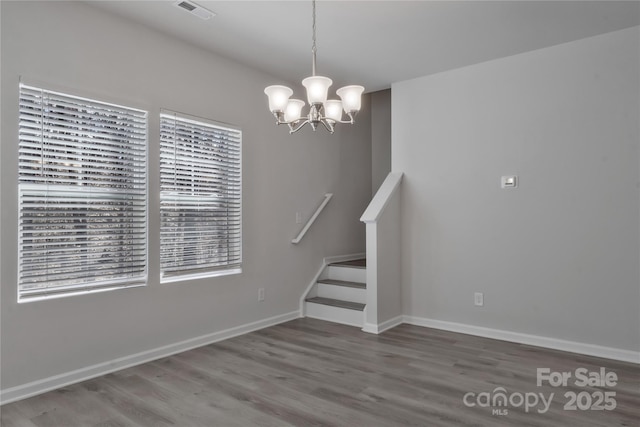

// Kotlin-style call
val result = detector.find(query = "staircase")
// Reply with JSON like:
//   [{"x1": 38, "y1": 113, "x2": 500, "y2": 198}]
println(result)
[{"x1": 304, "y1": 258, "x2": 366, "y2": 327}]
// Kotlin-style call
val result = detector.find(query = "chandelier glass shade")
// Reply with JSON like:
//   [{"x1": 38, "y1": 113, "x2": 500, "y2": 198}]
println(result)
[{"x1": 264, "y1": 0, "x2": 364, "y2": 134}]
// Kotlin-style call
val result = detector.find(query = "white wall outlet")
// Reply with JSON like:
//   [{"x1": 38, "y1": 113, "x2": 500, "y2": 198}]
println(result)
[
  {"x1": 474, "y1": 292, "x2": 484, "y2": 307},
  {"x1": 295, "y1": 212, "x2": 302, "y2": 224},
  {"x1": 501, "y1": 175, "x2": 518, "y2": 189},
  {"x1": 258, "y1": 288, "x2": 265, "y2": 301}
]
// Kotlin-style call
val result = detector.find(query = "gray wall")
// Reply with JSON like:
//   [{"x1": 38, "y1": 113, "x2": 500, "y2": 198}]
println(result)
[
  {"x1": 0, "y1": 1, "x2": 371, "y2": 389},
  {"x1": 371, "y1": 89, "x2": 391, "y2": 195},
  {"x1": 393, "y1": 26, "x2": 640, "y2": 351}
]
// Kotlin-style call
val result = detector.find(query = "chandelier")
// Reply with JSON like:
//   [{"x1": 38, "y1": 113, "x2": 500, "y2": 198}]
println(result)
[{"x1": 264, "y1": 0, "x2": 364, "y2": 134}]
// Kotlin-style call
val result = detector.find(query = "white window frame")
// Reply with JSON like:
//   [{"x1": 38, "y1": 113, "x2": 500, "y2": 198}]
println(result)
[
  {"x1": 17, "y1": 83, "x2": 148, "y2": 302},
  {"x1": 159, "y1": 110, "x2": 242, "y2": 283}
]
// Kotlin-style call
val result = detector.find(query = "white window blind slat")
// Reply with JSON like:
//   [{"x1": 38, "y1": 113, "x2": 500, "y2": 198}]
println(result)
[
  {"x1": 19, "y1": 140, "x2": 147, "y2": 158},
  {"x1": 160, "y1": 111, "x2": 241, "y2": 281},
  {"x1": 18, "y1": 84, "x2": 148, "y2": 301}
]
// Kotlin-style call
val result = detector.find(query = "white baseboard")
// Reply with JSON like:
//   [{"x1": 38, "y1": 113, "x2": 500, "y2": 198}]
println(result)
[
  {"x1": 403, "y1": 315, "x2": 640, "y2": 364},
  {"x1": 0, "y1": 311, "x2": 300, "y2": 405},
  {"x1": 362, "y1": 315, "x2": 403, "y2": 334}
]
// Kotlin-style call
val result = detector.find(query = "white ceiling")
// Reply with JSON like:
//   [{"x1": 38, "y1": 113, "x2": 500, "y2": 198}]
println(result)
[{"x1": 88, "y1": 1, "x2": 640, "y2": 93}]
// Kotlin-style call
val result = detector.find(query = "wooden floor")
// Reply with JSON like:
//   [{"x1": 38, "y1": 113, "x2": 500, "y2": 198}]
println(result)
[{"x1": 2, "y1": 318, "x2": 638, "y2": 426}]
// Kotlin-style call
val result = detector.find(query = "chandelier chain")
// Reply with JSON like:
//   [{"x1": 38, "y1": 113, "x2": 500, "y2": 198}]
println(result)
[{"x1": 311, "y1": 0, "x2": 317, "y2": 76}]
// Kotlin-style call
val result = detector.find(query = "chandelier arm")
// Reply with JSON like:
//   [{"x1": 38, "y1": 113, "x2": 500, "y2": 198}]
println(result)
[
  {"x1": 275, "y1": 118, "x2": 300, "y2": 125},
  {"x1": 289, "y1": 120, "x2": 310, "y2": 134},
  {"x1": 318, "y1": 117, "x2": 356, "y2": 125},
  {"x1": 319, "y1": 119, "x2": 335, "y2": 134},
  {"x1": 278, "y1": 118, "x2": 309, "y2": 126},
  {"x1": 272, "y1": 112, "x2": 307, "y2": 127}
]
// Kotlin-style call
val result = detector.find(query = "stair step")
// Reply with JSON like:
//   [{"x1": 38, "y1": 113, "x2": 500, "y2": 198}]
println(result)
[
  {"x1": 305, "y1": 297, "x2": 365, "y2": 311},
  {"x1": 329, "y1": 258, "x2": 366, "y2": 269},
  {"x1": 326, "y1": 265, "x2": 367, "y2": 283},
  {"x1": 316, "y1": 281, "x2": 366, "y2": 304},
  {"x1": 317, "y1": 279, "x2": 366, "y2": 289},
  {"x1": 304, "y1": 300, "x2": 364, "y2": 327}
]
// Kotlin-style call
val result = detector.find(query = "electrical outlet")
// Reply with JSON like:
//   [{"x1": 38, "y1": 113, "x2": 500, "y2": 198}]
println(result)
[
  {"x1": 474, "y1": 292, "x2": 484, "y2": 307},
  {"x1": 501, "y1": 175, "x2": 518, "y2": 189},
  {"x1": 258, "y1": 288, "x2": 265, "y2": 301}
]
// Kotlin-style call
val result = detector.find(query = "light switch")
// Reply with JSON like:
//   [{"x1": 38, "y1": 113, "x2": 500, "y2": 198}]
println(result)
[{"x1": 501, "y1": 175, "x2": 518, "y2": 189}]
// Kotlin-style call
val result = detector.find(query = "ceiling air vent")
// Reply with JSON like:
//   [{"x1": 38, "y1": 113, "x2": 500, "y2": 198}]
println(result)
[{"x1": 173, "y1": 1, "x2": 215, "y2": 20}]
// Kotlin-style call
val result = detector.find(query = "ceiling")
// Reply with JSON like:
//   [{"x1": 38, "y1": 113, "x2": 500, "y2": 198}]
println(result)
[{"x1": 87, "y1": 1, "x2": 640, "y2": 93}]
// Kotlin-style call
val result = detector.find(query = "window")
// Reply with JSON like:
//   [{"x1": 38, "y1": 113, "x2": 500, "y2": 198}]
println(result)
[
  {"x1": 159, "y1": 111, "x2": 241, "y2": 281},
  {"x1": 18, "y1": 84, "x2": 148, "y2": 301}
]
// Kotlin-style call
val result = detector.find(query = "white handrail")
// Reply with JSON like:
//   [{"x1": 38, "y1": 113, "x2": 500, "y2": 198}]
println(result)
[
  {"x1": 292, "y1": 193, "x2": 333, "y2": 244},
  {"x1": 360, "y1": 172, "x2": 403, "y2": 223}
]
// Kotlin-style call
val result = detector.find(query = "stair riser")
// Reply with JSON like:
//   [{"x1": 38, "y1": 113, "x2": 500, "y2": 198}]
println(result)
[
  {"x1": 316, "y1": 283, "x2": 366, "y2": 304},
  {"x1": 326, "y1": 266, "x2": 367, "y2": 283},
  {"x1": 305, "y1": 302, "x2": 364, "y2": 327}
]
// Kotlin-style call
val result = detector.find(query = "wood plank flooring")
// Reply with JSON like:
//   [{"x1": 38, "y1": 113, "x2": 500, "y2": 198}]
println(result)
[{"x1": 2, "y1": 318, "x2": 638, "y2": 426}]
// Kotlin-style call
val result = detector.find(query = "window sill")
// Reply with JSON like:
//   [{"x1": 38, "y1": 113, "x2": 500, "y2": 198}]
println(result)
[
  {"x1": 18, "y1": 281, "x2": 147, "y2": 304},
  {"x1": 160, "y1": 267, "x2": 242, "y2": 284}
]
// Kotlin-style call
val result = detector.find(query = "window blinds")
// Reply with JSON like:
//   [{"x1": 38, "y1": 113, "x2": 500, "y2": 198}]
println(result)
[
  {"x1": 18, "y1": 84, "x2": 148, "y2": 301},
  {"x1": 160, "y1": 112, "x2": 242, "y2": 281}
]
